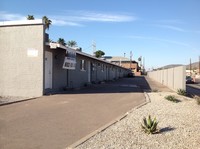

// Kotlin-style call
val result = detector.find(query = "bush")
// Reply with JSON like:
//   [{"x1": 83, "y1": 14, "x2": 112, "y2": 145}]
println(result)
[
  {"x1": 152, "y1": 89, "x2": 158, "y2": 92},
  {"x1": 177, "y1": 89, "x2": 187, "y2": 96},
  {"x1": 165, "y1": 95, "x2": 180, "y2": 103},
  {"x1": 197, "y1": 99, "x2": 200, "y2": 105},
  {"x1": 194, "y1": 95, "x2": 200, "y2": 105},
  {"x1": 141, "y1": 115, "x2": 159, "y2": 134}
]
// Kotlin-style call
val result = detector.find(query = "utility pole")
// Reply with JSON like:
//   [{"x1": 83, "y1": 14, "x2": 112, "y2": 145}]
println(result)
[
  {"x1": 130, "y1": 51, "x2": 133, "y2": 70},
  {"x1": 92, "y1": 41, "x2": 96, "y2": 56},
  {"x1": 143, "y1": 57, "x2": 145, "y2": 73},
  {"x1": 190, "y1": 58, "x2": 192, "y2": 76},
  {"x1": 199, "y1": 55, "x2": 200, "y2": 75}
]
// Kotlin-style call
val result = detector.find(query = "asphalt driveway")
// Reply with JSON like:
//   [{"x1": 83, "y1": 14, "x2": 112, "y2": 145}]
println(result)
[{"x1": 0, "y1": 77, "x2": 149, "y2": 149}]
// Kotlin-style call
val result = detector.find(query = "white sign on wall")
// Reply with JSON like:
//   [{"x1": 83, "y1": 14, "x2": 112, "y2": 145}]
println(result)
[
  {"x1": 27, "y1": 48, "x2": 38, "y2": 57},
  {"x1": 63, "y1": 48, "x2": 76, "y2": 69}
]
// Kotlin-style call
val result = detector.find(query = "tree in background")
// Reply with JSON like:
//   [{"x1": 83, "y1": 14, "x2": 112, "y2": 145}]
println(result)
[
  {"x1": 42, "y1": 16, "x2": 52, "y2": 30},
  {"x1": 26, "y1": 15, "x2": 52, "y2": 30},
  {"x1": 67, "y1": 40, "x2": 77, "y2": 47},
  {"x1": 27, "y1": 15, "x2": 34, "y2": 20},
  {"x1": 57, "y1": 38, "x2": 66, "y2": 46},
  {"x1": 138, "y1": 56, "x2": 142, "y2": 61},
  {"x1": 95, "y1": 50, "x2": 105, "y2": 58}
]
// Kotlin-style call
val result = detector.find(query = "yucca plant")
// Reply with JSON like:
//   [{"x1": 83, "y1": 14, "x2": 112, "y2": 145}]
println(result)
[
  {"x1": 177, "y1": 89, "x2": 187, "y2": 96},
  {"x1": 196, "y1": 98, "x2": 200, "y2": 105},
  {"x1": 194, "y1": 95, "x2": 200, "y2": 105},
  {"x1": 141, "y1": 115, "x2": 159, "y2": 134},
  {"x1": 152, "y1": 89, "x2": 158, "y2": 92},
  {"x1": 165, "y1": 95, "x2": 180, "y2": 103}
]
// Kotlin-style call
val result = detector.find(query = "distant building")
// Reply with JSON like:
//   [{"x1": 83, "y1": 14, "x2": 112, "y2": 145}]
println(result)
[{"x1": 103, "y1": 56, "x2": 141, "y2": 76}]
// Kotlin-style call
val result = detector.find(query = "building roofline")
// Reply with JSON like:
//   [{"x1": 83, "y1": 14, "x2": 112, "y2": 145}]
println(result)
[
  {"x1": 46, "y1": 42, "x2": 130, "y2": 70},
  {"x1": 0, "y1": 19, "x2": 44, "y2": 27}
]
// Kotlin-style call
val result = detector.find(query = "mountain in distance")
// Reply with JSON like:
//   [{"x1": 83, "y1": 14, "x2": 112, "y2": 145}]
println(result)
[
  {"x1": 154, "y1": 61, "x2": 199, "y2": 71},
  {"x1": 157, "y1": 64, "x2": 183, "y2": 70},
  {"x1": 186, "y1": 62, "x2": 199, "y2": 70}
]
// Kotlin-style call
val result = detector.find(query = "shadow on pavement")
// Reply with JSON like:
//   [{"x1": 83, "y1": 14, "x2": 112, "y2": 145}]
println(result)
[
  {"x1": 186, "y1": 85, "x2": 200, "y2": 96},
  {"x1": 49, "y1": 76, "x2": 152, "y2": 95}
]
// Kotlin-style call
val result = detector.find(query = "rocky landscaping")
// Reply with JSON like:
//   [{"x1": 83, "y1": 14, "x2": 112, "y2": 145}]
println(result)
[{"x1": 76, "y1": 92, "x2": 200, "y2": 149}]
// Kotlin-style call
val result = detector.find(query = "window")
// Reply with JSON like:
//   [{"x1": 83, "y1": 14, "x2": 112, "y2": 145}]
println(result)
[
  {"x1": 91, "y1": 62, "x2": 96, "y2": 71},
  {"x1": 80, "y1": 60, "x2": 86, "y2": 71}
]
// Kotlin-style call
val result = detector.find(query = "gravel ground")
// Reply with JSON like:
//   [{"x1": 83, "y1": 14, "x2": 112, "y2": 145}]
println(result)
[{"x1": 76, "y1": 92, "x2": 200, "y2": 149}]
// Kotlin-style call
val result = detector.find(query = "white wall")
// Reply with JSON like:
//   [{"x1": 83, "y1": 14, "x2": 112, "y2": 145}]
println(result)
[
  {"x1": 148, "y1": 66, "x2": 186, "y2": 91},
  {"x1": 0, "y1": 22, "x2": 44, "y2": 97}
]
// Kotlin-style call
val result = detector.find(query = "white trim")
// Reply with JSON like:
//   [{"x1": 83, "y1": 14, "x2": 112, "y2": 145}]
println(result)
[
  {"x1": 0, "y1": 19, "x2": 44, "y2": 27},
  {"x1": 47, "y1": 42, "x2": 129, "y2": 70},
  {"x1": 48, "y1": 42, "x2": 79, "y2": 51}
]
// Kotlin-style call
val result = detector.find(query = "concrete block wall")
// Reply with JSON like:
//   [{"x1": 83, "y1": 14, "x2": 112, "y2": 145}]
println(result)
[
  {"x1": 0, "y1": 21, "x2": 44, "y2": 97},
  {"x1": 148, "y1": 66, "x2": 186, "y2": 91}
]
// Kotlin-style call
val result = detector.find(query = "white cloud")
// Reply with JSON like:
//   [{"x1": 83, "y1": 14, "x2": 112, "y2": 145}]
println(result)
[
  {"x1": 0, "y1": 11, "x2": 136, "y2": 27},
  {"x1": 128, "y1": 35, "x2": 189, "y2": 47},
  {"x1": 72, "y1": 11, "x2": 136, "y2": 22},
  {"x1": 51, "y1": 19, "x2": 83, "y2": 27},
  {"x1": 153, "y1": 24, "x2": 186, "y2": 32},
  {"x1": 0, "y1": 11, "x2": 26, "y2": 21},
  {"x1": 152, "y1": 24, "x2": 200, "y2": 34},
  {"x1": 158, "y1": 19, "x2": 184, "y2": 24},
  {"x1": 49, "y1": 11, "x2": 136, "y2": 26}
]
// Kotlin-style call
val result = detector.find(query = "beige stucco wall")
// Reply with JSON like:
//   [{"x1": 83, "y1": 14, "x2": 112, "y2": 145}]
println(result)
[
  {"x1": 0, "y1": 23, "x2": 44, "y2": 97},
  {"x1": 148, "y1": 66, "x2": 186, "y2": 91}
]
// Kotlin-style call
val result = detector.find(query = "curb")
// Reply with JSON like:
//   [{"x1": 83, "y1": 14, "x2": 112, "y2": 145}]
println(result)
[
  {"x1": 0, "y1": 97, "x2": 37, "y2": 106},
  {"x1": 66, "y1": 92, "x2": 151, "y2": 149}
]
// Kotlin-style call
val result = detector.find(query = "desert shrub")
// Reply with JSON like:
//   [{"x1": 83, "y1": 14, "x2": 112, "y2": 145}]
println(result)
[
  {"x1": 196, "y1": 98, "x2": 200, "y2": 105},
  {"x1": 194, "y1": 95, "x2": 200, "y2": 105},
  {"x1": 177, "y1": 89, "x2": 187, "y2": 96},
  {"x1": 152, "y1": 89, "x2": 158, "y2": 92},
  {"x1": 165, "y1": 95, "x2": 180, "y2": 103},
  {"x1": 141, "y1": 115, "x2": 159, "y2": 134}
]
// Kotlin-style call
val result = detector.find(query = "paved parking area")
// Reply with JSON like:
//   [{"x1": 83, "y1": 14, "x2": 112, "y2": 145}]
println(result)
[
  {"x1": 186, "y1": 84, "x2": 200, "y2": 96},
  {"x1": 0, "y1": 77, "x2": 150, "y2": 149}
]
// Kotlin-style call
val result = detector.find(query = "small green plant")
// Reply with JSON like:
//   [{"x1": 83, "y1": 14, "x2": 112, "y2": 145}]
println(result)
[
  {"x1": 141, "y1": 115, "x2": 159, "y2": 134},
  {"x1": 152, "y1": 89, "x2": 158, "y2": 92},
  {"x1": 196, "y1": 98, "x2": 200, "y2": 105},
  {"x1": 194, "y1": 95, "x2": 200, "y2": 105},
  {"x1": 177, "y1": 89, "x2": 187, "y2": 96},
  {"x1": 165, "y1": 95, "x2": 180, "y2": 103}
]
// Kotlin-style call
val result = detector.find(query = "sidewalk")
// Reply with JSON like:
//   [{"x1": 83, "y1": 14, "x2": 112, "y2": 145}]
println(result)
[{"x1": 144, "y1": 76, "x2": 173, "y2": 92}]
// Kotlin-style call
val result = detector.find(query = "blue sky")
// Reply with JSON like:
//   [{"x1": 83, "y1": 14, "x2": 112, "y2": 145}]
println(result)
[{"x1": 1, "y1": 0, "x2": 200, "y2": 70}]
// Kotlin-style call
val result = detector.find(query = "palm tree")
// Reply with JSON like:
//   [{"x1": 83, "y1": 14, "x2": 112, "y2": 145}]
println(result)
[
  {"x1": 57, "y1": 38, "x2": 66, "y2": 46},
  {"x1": 42, "y1": 16, "x2": 52, "y2": 30},
  {"x1": 27, "y1": 15, "x2": 35, "y2": 20},
  {"x1": 67, "y1": 40, "x2": 77, "y2": 47}
]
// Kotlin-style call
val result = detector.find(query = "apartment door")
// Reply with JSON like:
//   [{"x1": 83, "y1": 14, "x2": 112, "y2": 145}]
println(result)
[{"x1": 45, "y1": 51, "x2": 52, "y2": 89}]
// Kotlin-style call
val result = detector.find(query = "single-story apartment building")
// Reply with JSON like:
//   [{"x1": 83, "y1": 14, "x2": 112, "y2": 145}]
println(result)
[
  {"x1": 103, "y1": 56, "x2": 141, "y2": 76},
  {"x1": 0, "y1": 19, "x2": 130, "y2": 98}
]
